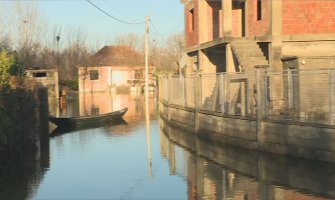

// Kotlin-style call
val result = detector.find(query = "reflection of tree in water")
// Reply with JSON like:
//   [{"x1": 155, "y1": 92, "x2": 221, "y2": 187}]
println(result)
[{"x1": 0, "y1": 137, "x2": 50, "y2": 200}]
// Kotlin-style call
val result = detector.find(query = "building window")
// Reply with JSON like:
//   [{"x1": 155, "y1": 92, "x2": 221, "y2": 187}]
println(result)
[
  {"x1": 89, "y1": 70, "x2": 99, "y2": 80},
  {"x1": 135, "y1": 69, "x2": 143, "y2": 79},
  {"x1": 32, "y1": 72, "x2": 47, "y2": 77},
  {"x1": 189, "y1": 8, "x2": 194, "y2": 31},
  {"x1": 257, "y1": 0, "x2": 262, "y2": 21}
]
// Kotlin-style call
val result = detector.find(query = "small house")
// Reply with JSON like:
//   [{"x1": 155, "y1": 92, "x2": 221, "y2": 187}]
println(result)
[{"x1": 78, "y1": 46, "x2": 155, "y2": 93}]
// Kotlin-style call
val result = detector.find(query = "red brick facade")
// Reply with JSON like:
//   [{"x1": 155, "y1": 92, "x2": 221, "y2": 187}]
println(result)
[
  {"x1": 283, "y1": 0, "x2": 335, "y2": 35},
  {"x1": 246, "y1": 0, "x2": 270, "y2": 37},
  {"x1": 185, "y1": 0, "x2": 198, "y2": 47},
  {"x1": 184, "y1": 0, "x2": 335, "y2": 48}
]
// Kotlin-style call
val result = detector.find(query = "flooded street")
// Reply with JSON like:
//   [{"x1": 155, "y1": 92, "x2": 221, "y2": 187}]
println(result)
[{"x1": 0, "y1": 93, "x2": 334, "y2": 200}]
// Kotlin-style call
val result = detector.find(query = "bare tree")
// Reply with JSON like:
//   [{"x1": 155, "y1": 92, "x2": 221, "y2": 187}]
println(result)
[
  {"x1": 150, "y1": 33, "x2": 184, "y2": 73},
  {"x1": 113, "y1": 32, "x2": 142, "y2": 51},
  {"x1": 9, "y1": 1, "x2": 48, "y2": 67}
]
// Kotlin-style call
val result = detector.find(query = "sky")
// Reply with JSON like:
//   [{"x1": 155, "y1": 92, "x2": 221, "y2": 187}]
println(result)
[
  {"x1": 36, "y1": 0, "x2": 184, "y2": 46},
  {"x1": 0, "y1": 0, "x2": 184, "y2": 48}
]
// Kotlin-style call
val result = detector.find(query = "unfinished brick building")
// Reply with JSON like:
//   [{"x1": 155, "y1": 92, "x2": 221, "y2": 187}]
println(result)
[{"x1": 181, "y1": 0, "x2": 335, "y2": 73}]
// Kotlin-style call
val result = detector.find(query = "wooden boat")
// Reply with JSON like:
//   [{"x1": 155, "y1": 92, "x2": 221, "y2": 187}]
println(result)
[
  {"x1": 50, "y1": 118, "x2": 128, "y2": 137},
  {"x1": 49, "y1": 107, "x2": 128, "y2": 127}
]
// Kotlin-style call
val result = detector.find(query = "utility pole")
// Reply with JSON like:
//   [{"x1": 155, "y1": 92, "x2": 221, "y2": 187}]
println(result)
[
  {"x1": 145, "y1": 15, "x2": 149, "y2": 101},
  {"x1": 144, "y1": 15, "x2": 152, "y2": 177}
]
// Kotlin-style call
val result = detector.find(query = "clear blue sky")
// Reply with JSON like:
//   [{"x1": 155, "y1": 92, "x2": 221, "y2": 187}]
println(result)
[{"x1": 37, "y1": 0, "x2": 184, "y2": 46}]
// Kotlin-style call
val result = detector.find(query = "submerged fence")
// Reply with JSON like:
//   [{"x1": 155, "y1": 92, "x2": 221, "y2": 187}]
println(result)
[{"x1": 159, "y1": 68, "x2": 335, "y2": 125}]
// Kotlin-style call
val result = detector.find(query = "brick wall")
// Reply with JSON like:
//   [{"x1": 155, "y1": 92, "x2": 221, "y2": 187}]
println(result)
[
  {"x1": 185, "y1": 0, "x2": 198, "y2": 48},
  {"x1": 247, "y1": 0, "x2": 270, "y2": 37},
  {"x1": 283, "y1": 0, "x2": 335, "y2": 35}
]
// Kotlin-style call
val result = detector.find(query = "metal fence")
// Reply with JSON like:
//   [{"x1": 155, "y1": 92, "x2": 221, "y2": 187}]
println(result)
[
  {"x1": 159, "y1": 68, "x2": 335, "y2": 125},
  {"x1": 266, "y1": 68, "x2": 335, "y2": 124}
]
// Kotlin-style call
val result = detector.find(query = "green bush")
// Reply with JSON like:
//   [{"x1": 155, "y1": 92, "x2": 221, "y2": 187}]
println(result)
[
  {"x1": 0, "y1": 50, "x2": 24, "y2": 86},
  {"x1": 60, "y1": 79, "x2": 79, "y2": 91}
]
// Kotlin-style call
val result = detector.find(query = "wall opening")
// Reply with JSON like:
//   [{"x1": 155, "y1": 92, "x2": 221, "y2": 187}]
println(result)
[
  {"x1": 89, "y1": 70, "x2": 99, "y2": 80},
  {"x1": 189, "y1": 9, "x2": 195, "y2": 31},
  {"x1": 33, "y1": 72, "x2": 47, "y2": 77},
  {"x1": 257, "y1": 0, "x2": 262, "y2": 21}
]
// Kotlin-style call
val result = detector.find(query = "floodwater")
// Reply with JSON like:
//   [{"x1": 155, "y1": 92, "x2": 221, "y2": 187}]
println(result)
[{"x1": 1, "y1": 92, "x2": 335, "y2": 200}]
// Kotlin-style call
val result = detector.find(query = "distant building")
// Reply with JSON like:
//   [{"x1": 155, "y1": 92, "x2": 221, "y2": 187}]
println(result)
[
  {"x1": 181, "y1": 0, "x2": 335, "y2": 73},
  {"x1": 25, "y1": 68, "x2": 59, "y2": 115},
  {"x1": 78, "y1": 46, "x2": 155, "y2": 93}
]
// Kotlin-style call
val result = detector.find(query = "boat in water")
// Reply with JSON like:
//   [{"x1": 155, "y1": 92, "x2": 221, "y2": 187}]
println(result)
[{"x1": 49, "y1": 107, "x2": 128, "y2": 128}]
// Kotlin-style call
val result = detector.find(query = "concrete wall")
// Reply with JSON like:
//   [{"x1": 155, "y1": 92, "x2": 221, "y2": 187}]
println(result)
[
  {"x1": 261, "y1": 120, "x2": 335, "y2": 162},
  {"x1": 198, "y1": 113, "x2": 257, "y2": 149},
  {"x1": 282, "y1": 41, "x2": 335, "y2": 57},
  {"x1": 160, "y1": 101, "x2": 335, "y2": 163},
  {"x1": 162, "y1": 119, "x2": 335, "y2": 199}
]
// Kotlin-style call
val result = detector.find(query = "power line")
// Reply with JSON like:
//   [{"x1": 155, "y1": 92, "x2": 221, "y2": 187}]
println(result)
[
  {"x1": 102, "y1": 0, "x2": 129, "y2": 20},
  {"x1": 149, "y1": 20, "x2": 167, "y2": 43},
  {"x1": 86, "y1": 0, "x2": 145, "y2": 25}
]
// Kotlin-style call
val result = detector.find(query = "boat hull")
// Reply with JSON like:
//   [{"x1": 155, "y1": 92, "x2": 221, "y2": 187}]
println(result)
[{"x1": 49, "y1": 107, "x2": 128, "y2": 127}]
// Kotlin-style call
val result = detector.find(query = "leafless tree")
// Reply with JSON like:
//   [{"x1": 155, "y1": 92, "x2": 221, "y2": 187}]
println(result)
[
  {"x1": 113, "y1": 32, "x2": 142, "y2": 51},
  {"x1": 150, "y1": 33, "x2": 184, "y2": 73}
]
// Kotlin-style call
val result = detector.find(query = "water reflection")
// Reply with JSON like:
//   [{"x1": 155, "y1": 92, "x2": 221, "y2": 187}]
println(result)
[
  {"x1": 0, "y1": 137, "x2": 49, "y2": 200},
  {"x1": 160, "y1": 118, "x2": 335, "y2": 200},
  {"x1": 57, "y1": 92, "x2": 157, "y2": 118}
]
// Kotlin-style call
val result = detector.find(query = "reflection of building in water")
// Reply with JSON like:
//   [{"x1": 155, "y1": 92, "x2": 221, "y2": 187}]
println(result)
[
  {"x1": 78, "y1": 93, "x2": 157, "y2": 117},
  {"x1": 160, "y1": 119, "x2": 334, "y2": 200},
  {"x1": 79, "y1": 92, "x2": 114, "y2": 116},
  {"x1": 25, "y1": 68, "x2": 59, "y2": 115}
]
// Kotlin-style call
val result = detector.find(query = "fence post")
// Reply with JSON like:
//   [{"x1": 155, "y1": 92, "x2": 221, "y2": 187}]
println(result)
[
  {"x1": 220, "y1": 73, "x2": 225, "y2": 114},
  {"x1": 329, "y1": 68, "x2": 335, "y2": 125},
  {"x1": 225, "y1": 73, "x2": 230, "y2": 114},
  {"x1": 168, "y1": 75, "x2": 172, "y2": 121},
  {"x1": 182, "y1": 75, "x2": 186, "y2": 107},
  {"x1": 255, "y1": 65, "x2": 269, "y2": 149},
  {"x1": 195, "y1": 72, "x2": 201, "y2": 133}
]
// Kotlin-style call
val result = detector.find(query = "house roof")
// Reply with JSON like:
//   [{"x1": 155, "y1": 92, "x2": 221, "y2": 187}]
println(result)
[{"x1": 90, "y1": 45, "x2": 144, "y2": 67}]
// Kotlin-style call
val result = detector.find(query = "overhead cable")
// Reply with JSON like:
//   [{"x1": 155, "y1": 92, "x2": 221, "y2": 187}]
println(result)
[
  {"x1": 86, "y1": 0, "x2": 145, "y2": 25},
  {"x1": 149, "y1": 20, "x2": 167, "y2": 43}
]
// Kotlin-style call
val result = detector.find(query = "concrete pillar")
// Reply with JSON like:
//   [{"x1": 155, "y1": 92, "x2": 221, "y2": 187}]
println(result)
[
  {"x1": 329, "y1": 68, "x2": 335, "y2": 124},
  {"x1": 269, "y1": 0, "x2": 283, "y2": 70},
  {"x1": 222, "y1": 0, "x2": 232, "y2": 37},
  {"x1": 270, "y1": 0, "x2": 282, "y2": 36},
  {"x1": 255, "y1": 65, "x2": 269, "y2": 149},
  {"x1": 199, "y1": 49, "x2": 216, "y2": 74},
  {"x1": 226, "y1": 44, "x2": 235, "y2": 72},
  {"x1": 198, "y1": 0, "x2": 209, "y2": 43}
]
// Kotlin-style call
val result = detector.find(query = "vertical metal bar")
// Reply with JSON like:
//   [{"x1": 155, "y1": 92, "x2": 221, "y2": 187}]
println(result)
[
  {"x1": 226, "y1": 74, "x2": 230, "y2": 114},
  {"x1": 329, "y1": 68, "x2": 334, "y2": 125},
  {"x1": 199, "y1": 74, "x2": 203, "y2": 110},
  {"x1": 220, "y1": 73, "x2": 225, "y2": 114},
  {"x1": 263, "y1": 72, "x2": 269, "y2": 118},
  {"x1": 183, "y1": 75, "x2": 186, "y2": 107},
  {"x1": 287, "y1": 69, "x2": 293, "y2": 110}
]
